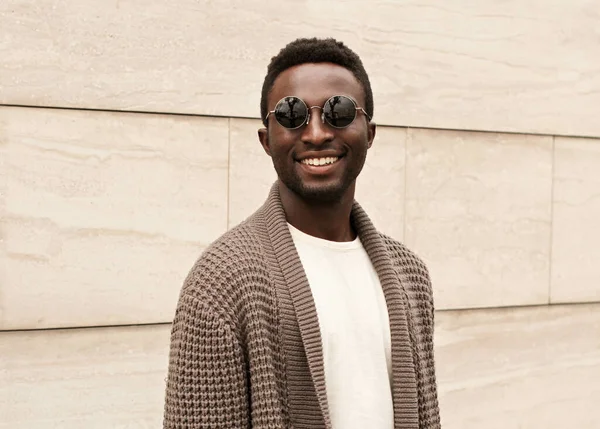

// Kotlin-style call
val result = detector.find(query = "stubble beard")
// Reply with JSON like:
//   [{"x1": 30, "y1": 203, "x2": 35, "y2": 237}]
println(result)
[{"x1": 273, "y1": 152, "x2": 366, "y2": 205}]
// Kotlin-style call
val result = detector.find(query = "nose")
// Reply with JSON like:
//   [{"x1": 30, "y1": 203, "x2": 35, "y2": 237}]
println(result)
[{"x1": 300, "y1": 107, "x2": 334, "y2": 146}]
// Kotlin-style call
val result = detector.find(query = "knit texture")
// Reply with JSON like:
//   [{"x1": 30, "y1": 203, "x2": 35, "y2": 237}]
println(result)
[{"x1": 164, "y1": 182, "x2": 441, "y2": 429}]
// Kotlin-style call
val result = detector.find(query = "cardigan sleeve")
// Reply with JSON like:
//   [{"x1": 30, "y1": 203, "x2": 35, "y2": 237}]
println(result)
[
  {"x1": 419, "y1": 269, "x2": 442, "y2": 429},
  {"x1": 381, "y1": 234, "x2": 442, "y2": 428},
  {"x1": 163, "y1": 292, "x2": 249, "y2": 429}
]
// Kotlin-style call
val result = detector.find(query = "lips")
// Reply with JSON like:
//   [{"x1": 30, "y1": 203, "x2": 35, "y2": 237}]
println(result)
[
  {"x1": 296, "y1": 150, "x2": 344, "y2": 161},
  {"x1": 295, "y1": 153, "x2": 344, "y2": 178},
  {"x1": 300, "y1": 156, "x2": 340, "y2": 166}
]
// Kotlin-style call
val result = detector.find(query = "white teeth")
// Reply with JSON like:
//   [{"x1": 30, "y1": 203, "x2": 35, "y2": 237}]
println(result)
[{"x1": 301, "y1": 156, "x2": 339, "y2": 166}]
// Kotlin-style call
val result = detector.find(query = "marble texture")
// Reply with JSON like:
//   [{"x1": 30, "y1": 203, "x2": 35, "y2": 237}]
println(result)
[
  {"x1": 227, "y1": 119, "x2": 277, "y2": 228},
  {"x1": 228, "y1": 119, "x2": 406, "y2": 240},
  {"x1": 436, "y1": 303, "x2": 600, "y2": 428},
  {"x1": 405, "y1": 129, "x2": 553, "y2": 310},
  {"x1": 0, "y1": 325, "x2": 172, "y2": 429},
  {"x1": 2, "y1": 304, "x2": 599, "y2": 428},
  {"x1": 355, "y1": 126, "x2": 406, "y2": 241},
  {"x1": 0, "y1": 107, "x2": 229, "y2": 330},
  {"x1": 551, "y1": 137, "x2": 600, "y2": 303},
  {"x1": 2, "y1": 1, "x2": 600, "y2": 137}
]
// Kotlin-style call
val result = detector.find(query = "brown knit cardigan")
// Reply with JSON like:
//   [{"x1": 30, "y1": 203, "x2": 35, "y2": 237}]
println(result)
[{"x1": 164, "y1": 182, "x2": 441, "y2": 429}]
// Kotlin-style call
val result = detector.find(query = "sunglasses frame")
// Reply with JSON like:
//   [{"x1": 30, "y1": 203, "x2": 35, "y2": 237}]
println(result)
[{"x1": 265, "y1": 95, "x2": 372, "y2": 130}]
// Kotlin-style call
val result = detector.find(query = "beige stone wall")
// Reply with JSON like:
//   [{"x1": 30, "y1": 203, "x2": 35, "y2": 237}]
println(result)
[
  {"x1": 1, "y1": 1, "x2": 599, "y2": 427},
  {"x1": 3, "y1": 113, "x2": 599, "y2": 329},
  {"x1": 3, "y1": 305, "x2": 600, "y2": 428},
  {"x1": 2, "y1": 0, "x2": 600, "y2": 137}
]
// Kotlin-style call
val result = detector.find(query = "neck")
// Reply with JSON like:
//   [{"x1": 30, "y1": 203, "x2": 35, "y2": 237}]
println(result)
[{"x1": 279, "y1": 181, "x2": 356, "y2": 242}]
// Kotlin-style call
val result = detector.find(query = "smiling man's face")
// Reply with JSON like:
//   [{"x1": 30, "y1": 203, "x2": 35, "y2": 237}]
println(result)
[{"x1": 259, "y1": 62, "x2": 376, "y2": 203}]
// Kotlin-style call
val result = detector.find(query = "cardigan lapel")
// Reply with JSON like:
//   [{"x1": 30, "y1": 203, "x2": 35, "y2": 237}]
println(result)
[
  {"x1": 256, "y1": 183, "x2": 331, "y2": 429},
  {"x1": 352, "y1": 202, "x2": 420, "y2": 429},
  {"x1": 255, "y1": 182, "x2": 420, "y2": 429}
]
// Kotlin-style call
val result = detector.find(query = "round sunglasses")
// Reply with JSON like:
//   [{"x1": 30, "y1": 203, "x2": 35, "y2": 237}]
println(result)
[{"x1": 265, "y1": 95, "x2": 371, "y2": 129}]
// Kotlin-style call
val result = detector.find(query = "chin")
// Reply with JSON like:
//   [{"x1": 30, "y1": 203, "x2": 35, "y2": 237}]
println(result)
[{"x1": 291, "y1": 181, "x2": 349, "y2": 204}]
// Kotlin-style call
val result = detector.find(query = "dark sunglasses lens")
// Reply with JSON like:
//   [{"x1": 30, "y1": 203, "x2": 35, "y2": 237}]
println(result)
[
  {"x1": 323, "y1": 96, "x2": 357, "y2": 128},
  {"x1": 274, "y1": 97, "x2": 308, "y2": 129}
]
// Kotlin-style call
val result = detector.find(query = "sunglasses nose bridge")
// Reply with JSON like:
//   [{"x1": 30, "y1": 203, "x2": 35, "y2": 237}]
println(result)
[
  {"x1": 306, "y1": 105, "x2": 325, "y2": 126},
  {"x1": 301, "y1": 106, "x2": 334, "y2": 144}
]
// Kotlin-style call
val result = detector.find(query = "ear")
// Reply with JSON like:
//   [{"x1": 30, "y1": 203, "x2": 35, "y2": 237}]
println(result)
[
  {"x1": 367, "y1": 122, "x2": 376, "y2": 149},
  {"x1": 258, "y1": 127, "x2": 272, "y2": 156}
]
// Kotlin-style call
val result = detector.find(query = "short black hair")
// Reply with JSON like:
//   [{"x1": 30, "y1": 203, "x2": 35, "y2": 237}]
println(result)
[{"x1": 260, "y1": 37, "x2": 374, "y2": 126}]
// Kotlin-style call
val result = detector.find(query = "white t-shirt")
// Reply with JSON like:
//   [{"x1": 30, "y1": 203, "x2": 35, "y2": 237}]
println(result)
[{"x1": 288, "y1": 223, "x2": 394, "y2": 429}]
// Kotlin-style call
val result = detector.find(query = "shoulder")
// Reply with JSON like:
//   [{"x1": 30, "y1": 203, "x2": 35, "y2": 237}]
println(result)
[
  {"x1": 379, "y1": 233, "x2": 435, "y2": 306},
  {"x1": 179, "y1": 218, "x2": 271, "y2": 320},
  {"x1": 380, "y1": 234, "x2": 430, "y2": 279}
]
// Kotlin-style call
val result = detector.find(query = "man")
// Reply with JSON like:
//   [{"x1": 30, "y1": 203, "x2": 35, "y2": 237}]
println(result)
[{"x1": 164, "y1": 38, "x2": 440, "y2": 429}]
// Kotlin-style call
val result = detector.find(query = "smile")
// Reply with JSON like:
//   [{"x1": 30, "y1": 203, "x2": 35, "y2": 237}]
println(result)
[{"x1": 299, "y1": 156, "x2": 340, "y2": 166}]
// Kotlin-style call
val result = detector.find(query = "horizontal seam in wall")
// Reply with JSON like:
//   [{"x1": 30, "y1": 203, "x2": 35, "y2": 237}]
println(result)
[
  {"x1": 436, "y1": 300, "x2": 600, "y2": 314},
  {"x1": 1, "y1": 103, "x2": 598, "y2": 140},
  {"x1": 0, "y1": 322, "x2": 172, "y2": 334},
  {"x1": 2, "y1": 301, "x2": 599, "y2": 334}
]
